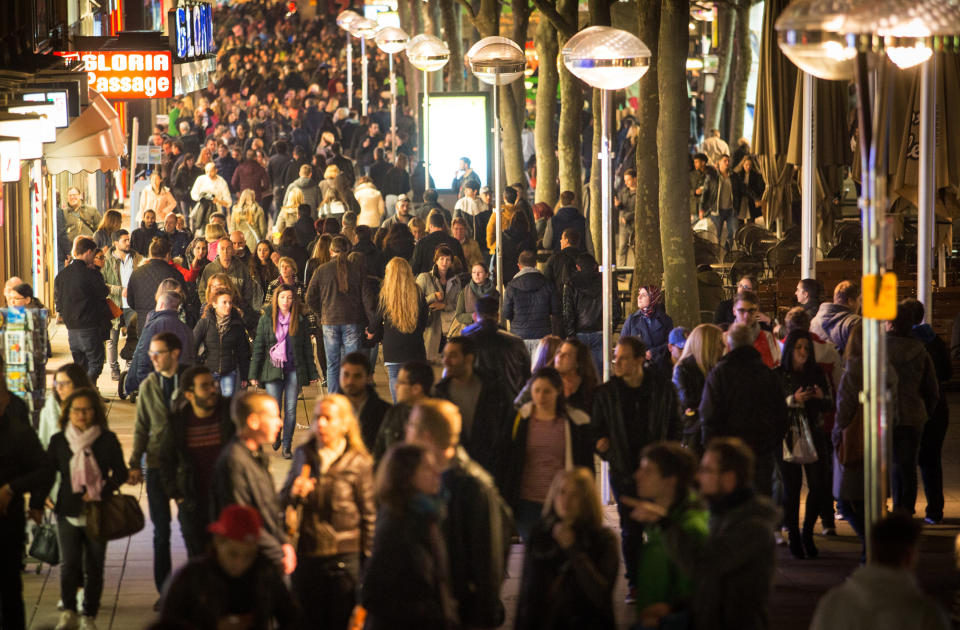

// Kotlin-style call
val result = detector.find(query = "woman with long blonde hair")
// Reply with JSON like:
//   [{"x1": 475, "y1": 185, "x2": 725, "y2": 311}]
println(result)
[
  {"x1": 229, "y1": 188, "x2": 268, "y2": 245},
  {"x1": 370, "y1": 257, "x2": 428, "y2": 401},
  {"x1": 203, "y1": 222, "x2": 227, "y2": 261},
  {"x1": 672, "y1": 323, "x2": 725, "y2": 455},
  {"x1": 274, "y1": 187, "x2": 304, "y2": 236},
  {"x1": 281, "y1": 393, "x2": 375, "y2": 630}
]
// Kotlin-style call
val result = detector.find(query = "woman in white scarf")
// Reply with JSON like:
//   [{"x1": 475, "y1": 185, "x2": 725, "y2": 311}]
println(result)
[{"x1": 43, "y1": 389, "x2": 128, "y2": 630}]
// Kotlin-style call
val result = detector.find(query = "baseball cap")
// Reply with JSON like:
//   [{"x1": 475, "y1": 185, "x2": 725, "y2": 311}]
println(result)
[
  {"x1": 397, "y1": 193, "x2": 410, "y2": 202},
  {"x1": 207, "y1": 504, "x2": 262, "y2": 543},
  {"x1": 668, "y1": 326, "x2": 689, "y2": 349}
]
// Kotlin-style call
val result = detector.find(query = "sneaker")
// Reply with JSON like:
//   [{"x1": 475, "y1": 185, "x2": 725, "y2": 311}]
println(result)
[
  {"x1": 110, "y1": 368, "x2": 121, "y2": 381},
  {"x1": 79, "y1": 616, "x2": 98, "y2": 630},
  {"x1": 625, "y1": 586, "x2": 637, "y2": 604},
  {"x1": 924, "y1": 516, "x2": 942, "y2": 525},
  {"x1": 821, "y1": 527, "x2": 837, "y2": 536},
  {"x1": 55, "y1": 610, "x2": 78, "y2": 630}
]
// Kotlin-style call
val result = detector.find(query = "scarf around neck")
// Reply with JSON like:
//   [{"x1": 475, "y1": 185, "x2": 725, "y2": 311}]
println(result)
[
  {"x1": 269, "y1": 310, "x2": 291, "y2": 368},
  {"x1": 65, "y1": 422, "x2": 105, "y2": 501}
]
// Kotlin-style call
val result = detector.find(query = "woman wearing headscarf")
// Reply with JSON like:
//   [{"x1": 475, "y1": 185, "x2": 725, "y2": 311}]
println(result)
[{"x1": 621, "y1": 285, "x2": 674, "y2": 370}]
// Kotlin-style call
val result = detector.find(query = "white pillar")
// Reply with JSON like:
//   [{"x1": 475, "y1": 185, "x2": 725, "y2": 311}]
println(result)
[
  {"x1": 361, "y1": 37, "x2": 369, "y2": 117},
  {"x1": 918, "y1": 54, "x2": 936, "y2": 321},
  {"x1": 494, "y1": 85, "x2": 503, "y2": 298},
  {"x1": 346, "y1": 38, "x2": 353, "y2": 110},
  {"x1": 801, "y1": 72, "x2": 817, "y2": 279}
]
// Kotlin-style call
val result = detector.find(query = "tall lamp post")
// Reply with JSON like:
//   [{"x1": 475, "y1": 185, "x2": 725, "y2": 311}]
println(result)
[
  {"x1": 562, "y1": 26, "x2": 650, "y2": 384},
  {"x1": 776, "y1": 0, "x2": 945, "y2": 561},
  {"x1": 350, "y1": 17, "x2": 380, "y2": 117},
  {"x1": 466, "y1": 36, "x2": 526, "y2": 297},
  {"x1": 375, "y1": 26, "x2": 410, "y2": 161},
  {"x1": 336, "y1": 10, "x2": 360, "y2": 111},
  {"x1": 406, "y1": 34, "x2": 450, "y2": 196}
]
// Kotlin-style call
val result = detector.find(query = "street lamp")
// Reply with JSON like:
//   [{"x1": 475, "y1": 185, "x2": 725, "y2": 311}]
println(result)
[
  {"x1": 349, "y1": 17, "x2": 380, "y2": 117},
  {"x1": 375, "y1": 26, "x2": 409, "y2": 161},
  {"x1": 466, "y1": 36, "x2": 526, "y2": 297},
  {"x1": 336, "y1": 10, "x2": 361, "y2": 110},
  {"x1": 562, "y1": 26, "x2": 650, "y2": 384},
  {"x1": 406, "y1": 34, "x2": 450, "y2": 197}
]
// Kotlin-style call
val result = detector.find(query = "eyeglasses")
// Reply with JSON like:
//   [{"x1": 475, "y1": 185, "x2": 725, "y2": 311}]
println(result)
[{"x1": 148, "y1": 349, "x2": 171, "y2": 358}]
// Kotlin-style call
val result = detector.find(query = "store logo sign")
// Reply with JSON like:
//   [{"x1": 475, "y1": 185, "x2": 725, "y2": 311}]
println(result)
[
  {"x1": 80, "y1": 52, "x2": 173, "y2": 99},
  {"x1": 172, "y1": 3, "x2": 213, "y2": 61}
]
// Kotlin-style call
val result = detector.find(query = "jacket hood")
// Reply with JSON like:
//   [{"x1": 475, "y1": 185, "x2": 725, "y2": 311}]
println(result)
[
  {"x1": 556, "y1": 206, "x2": 580, "y2": 217},
  {"x1": 816, "y1": 302, "x2": 855, "y2": 335},
  {"x1": 886, "y1": 333, "x2": 927, "y2": 362},
  {"x1": 510, "y1": 268, "x2": 548, "y2": 292}
]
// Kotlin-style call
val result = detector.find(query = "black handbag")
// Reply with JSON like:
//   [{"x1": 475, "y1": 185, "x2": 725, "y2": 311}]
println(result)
[
  {"x1": 29, "y1": 514, "x2": 60, "y2": 565},
  {"x1": 85, "y1": 489, "x2": 145, "y2": 541}
]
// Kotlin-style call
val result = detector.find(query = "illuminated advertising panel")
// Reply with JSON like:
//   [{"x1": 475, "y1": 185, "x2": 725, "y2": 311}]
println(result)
[
  {"x1": 81, "y1": 51, "x2": 173, "y2": 99},
  {"x1": 21, "y1": 90, "x2": 69, "y2": 127},
  {"x1": 422, "y1": 93, "x2": 491, "y2": 191},
  {"x1": 171, "y1": 3, "x2": 213, "y2": 61}
]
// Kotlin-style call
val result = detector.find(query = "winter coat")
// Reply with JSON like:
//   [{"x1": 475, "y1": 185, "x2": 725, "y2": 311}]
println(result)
[
  {"x1": 562, "y1": 269, "x2": 621, "y2": 336},
  {"x1": 454, "y1": 279, "x2": 498, "y2": 326},
  {"x1": 416, "y1": 268, "x2": 453, "y2": 361},
  {"x1": 101, "y1": 250, "x2": 143, "y2": 327},
  {"x1": 44, "y1": 429, "x2": 127, "y2": 519},
  {"x1": 126, "y1": 310, "x2": 197, "y2": 392},
  {"x1": 810, "y1": 302, "x2": 861, "y2": 354},
  {"x1": 621, "y1": 304, "x2": 674, "y2": 367},
  {"x1": 279, "y1": 438, "x2": 376, "y2": 558},
  {"x1": 355, "y1": 181, "x2": 386, "y2": 227},
  {"x1": 810, "y1": 564, "x2": 949, "y2": 630},
  {"x1": 127, "y1": 258, "x2": 183, "y2": 326},
  {"x1": 283, "y1": 176, "x2": 319, "y2": 215},
  {"x1": 699, "y1": 346, "x2": 788, "y2": 461},
  {"x1": 495, "y1": 403, "x2": 593, "y2": 510},
  {"x1": 355, "y1": 386, "x2": 392, "y2": 452},
  {"x1": 229, "y1": 204, "x2": 268, "y2": 246},
  {"x1": 0, "y1": 396, "x2": 54, "y2": 531},
  {"x1": 663, "y1": 488, "x2": 780, "y2": 630},
  {"x1": 54, "y1": 259, "x2": 110, "y2": 330},
  {"x1": 198, "y1": 258, "x2": 255, "y2": 312},
  {"x1": 502, "y1": 268, "x2": 560, "y2": 340},
  {"x1": 193, "y1": 309, "x2": 251, "y2": 377},
  {"x1": 304, "y1": 257, "x2": 365, "y2": 326},
  {"x1": 543, "y1": 246, "x2": 580, "y2": 294},
  {"x1": 542, "y1": 206, "x2": 592, "y2": 254},
  {"x1": 887, "y1": 333, "x2": 939, "y2": 428},
  {"x1": 248, "y1": 312, "x2": 319, "y2": 386},
  {"x1": 774, "y1": 364, "x2": 834, "y2": 431},
  {"x1": 672, "y1": 356, "x2": 707, "y2": 453},
  {"x1": 515, "y1": 514, "x2": 619, "y2": 630},
  {"x1": 410, "y1": 230, "x2": 466, "y2": 276},
  {"x1": 369, "y1": 296, "x2": 429, "y2": 364},
  {"x1": 591, "y1": 372, "x2": 682, "y2": 491},
  {"x1": 164, "y1": 397, "x2": 234, "y2": 507},
  {"x1": 434, "y1": 374, "x2": 517, "y2": 473},
  {"x1": 462, "y1": 319, "x2": 531, "y2": 401},
  {"x1": 231, "y1": 159, "x2": 270, "y2": 202},
  {"x1": 130, "y1": 223, "x2": 162, "y2": 257},
  {"x1": 130, "y1": 365, "x2": 186, "y2": 469}
]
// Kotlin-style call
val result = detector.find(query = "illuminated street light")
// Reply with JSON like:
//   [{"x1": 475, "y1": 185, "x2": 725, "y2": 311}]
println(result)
[
  {"x1": 406, "y1": 34, "x2": 450, "y2": 194},
  {"x1": 376, "y1": 26, "x2": 409, "y2": 161}
]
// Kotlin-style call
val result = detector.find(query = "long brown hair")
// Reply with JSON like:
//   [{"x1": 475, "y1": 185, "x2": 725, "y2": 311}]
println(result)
[
  {"x1": 330, "y1": 235, "x2": 351, "y2": 293},
  {"x1": 379, "y1": 257, "x2": 419, "y2": 333},
  {"x1": 271, "y1": 284, "x2": 301, "y2": 336},
  {"x1": 58, "y1": 388, "x2": 109, "y2": 431},
  {"x1": 541, "y1": 467, "x2": 604, "y2": 529}
]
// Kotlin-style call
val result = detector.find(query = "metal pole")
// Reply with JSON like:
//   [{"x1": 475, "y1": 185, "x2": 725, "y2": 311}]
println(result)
[
  {"x1": 494, "y1": 85, "x2": 503, "y2": 297},
  {"x1": 801, "y1": 72, "x2": 817, "y2": 279},
  {"x1": 389, "y1": 52, "x2": 398, "y2": 160},
  {"x1": 346, "y1": 36, "x2": 353, "y2": 110},
  {"x1": 361, "y1": 37, "x2": 369, "y2": 117},
  {"x1": 600, "y1": 89, "x2": 613, "y2": 504},
  {"x1": 855, "y1": 52, "x2": 889, "y2": 564},
  {"x1": 423, "y1": 69, "x2": 430, "y2": 194},
  {"x1": 918, "y1": 54, "x2": 936, "y2": 322},
  {"x1": 129, "y1": 116, "x2": 139, "y2": 205}
]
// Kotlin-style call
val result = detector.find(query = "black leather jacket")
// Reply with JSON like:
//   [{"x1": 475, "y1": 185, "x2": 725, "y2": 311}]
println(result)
[
  {"x1": 462, "y1": 319, "x2": 531, "y2": 401},
  {"x1": 562, "y1": 269, "x2": 622, "y2": 335}
]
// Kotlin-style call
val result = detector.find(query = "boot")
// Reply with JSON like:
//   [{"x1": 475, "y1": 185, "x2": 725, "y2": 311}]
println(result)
[
  {"x1": 802, "y1": 530, "x2": 819, "y2": 558},
  {"x1": 273, "y1": 436, "x2": 282, "y2": 451},
  {"x1": 787, "y1": 529, "x2": 806, "y2": 559}
]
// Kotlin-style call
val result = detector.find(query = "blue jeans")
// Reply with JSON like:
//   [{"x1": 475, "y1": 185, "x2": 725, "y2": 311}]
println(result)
[
  {"x1": 576, "y1": 331, "x2": 604, "y2": 375},
  {"x1": 712, "y1": 210, "x2": 739, "y2": 249},
  {"x1": 266, "y1": 371, "x2": 300, "y2": 449},
  {"x1": 145, "y1": 467, "x2": 171, "y2": 593},
  {"x1": 322, "y1": 324, "x2": 362, "y2": 393},
  {"x1": 68, "y1": 327, "x2": 105, "y2": 383},
  {"x1": 213, "y1": 369, "x2": 238, "y2": 398},
  {"x1": 385, "y1": 362, "x2": 403, "y2": 403}
]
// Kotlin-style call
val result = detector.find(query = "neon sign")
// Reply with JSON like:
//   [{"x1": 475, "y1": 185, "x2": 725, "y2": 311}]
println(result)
[
  {"x1": 171, "y1": 3, "x2": 213, "y2": 61},
  {"x1": 81, "y1": 51, "x2": 173, "y2": 99}
]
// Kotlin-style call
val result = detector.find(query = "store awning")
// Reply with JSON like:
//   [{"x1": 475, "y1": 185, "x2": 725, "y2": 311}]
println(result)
[{"x1": 44, "y1": 89, "x2": 124, "y2": 174}]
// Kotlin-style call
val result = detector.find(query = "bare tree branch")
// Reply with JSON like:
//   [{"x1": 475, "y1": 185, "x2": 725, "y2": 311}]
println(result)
[
  {"x1": 453, "y1": 0, "x2": 479, "y2": 22},
  {"x1": 530, "y1": 0, "x2": 575, "y2": 36}
]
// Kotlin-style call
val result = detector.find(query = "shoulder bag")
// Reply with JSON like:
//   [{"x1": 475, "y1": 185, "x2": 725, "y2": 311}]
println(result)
[{"x1": 86, "y1": 489, "x2": 145, "y2": 541}]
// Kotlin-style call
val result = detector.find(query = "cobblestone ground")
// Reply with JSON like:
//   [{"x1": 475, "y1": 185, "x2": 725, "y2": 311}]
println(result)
[{"x1": 22, "y1": 324, "x2": 959, "y2": 629}]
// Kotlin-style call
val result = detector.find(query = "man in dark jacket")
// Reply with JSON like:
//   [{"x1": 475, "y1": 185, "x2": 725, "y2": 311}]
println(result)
[
  {"x1": 293, "y1": 204, "x2": 317, "y2": 249},
  {"x1": 810, "y1": 280, "x2": 862, "y2": 354},
  {"x1": 543, "y1": 229, "x2": 584, "y2": 295},
  {"x1": 232, "y1": 149, "x2": 271, "y2": 203},
  {"x1": 663, "y1": 437, "x2": 779, "y2": 630},
  {"x1": 54, "y1": 237, "x2": 111, "y2": 382},
  {"x1": 886, "y1": 301, "x2": 939, "y2": 516},
  {"x1": 699, "y1": 323, "x2": 788, "y2": 496},
  {"x1": 372, "y1": 361, "x2": 434, "y2": 462},
  {"x1": 0, "y1": 369, "x2": 53, "y2": 629},
  {"x1": 368, "y1": 147, "x2": 391, "y2": 192},
  {"x1": 415, "y1": 188, "x2": 451, "y2": 225},
  {"x1": 614, "y1": 168, "x2": 637, "y2": 266},
  {"x1": 283, "y1": 164, "x2": 319, "y2": 217},
  {"x1": 502, "y1": 251, "x2": 560, "y2": 355},
  {"x1": 434, "y1": 336, "x2": 514, "y2": 473},
  {"x1": 542, "y1": 190, "x2": 594, "y2": 254},
  {"x1": 339, "y1": 352, "x2": 390, "y2": 452},
  {"x1": 592, "y1": 336, "x2": 681, "y2": 600},
  {"x1": 161, "y1": 212, "x2": 191, "y2": 261},
  {"x1": 463, "y1": 296, "x2": 530, "y2": 401},
  {"x1": 211, "y1": 391, "x2": 296, "y2": 575},
  {"x1": 406, "y1": 399, "x2": 512, "y2": 630},
  {"x1": 562, "y1": 253, "x2": 621, "y2": 370},
  {"x1": 410, "y1": 211, "x2": 466, "y2": 275},
  {"x1": 127, "y1": 237, "x2": 182, "y2": 336},
  {"x1": 268, "y1": 141, "x2": 294, "y2": 221},
  {"x1": 131, "y1": 209, "x2": 162, "y2": 257},
  {"x1": 125, "y1": 291, "x2": 197, "y2": 393}
]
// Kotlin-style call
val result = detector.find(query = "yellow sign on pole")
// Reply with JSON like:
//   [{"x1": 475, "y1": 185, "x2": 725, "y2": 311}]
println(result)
[{"x1": 862, "y1": 273, "x2": 898, "y2": 320}]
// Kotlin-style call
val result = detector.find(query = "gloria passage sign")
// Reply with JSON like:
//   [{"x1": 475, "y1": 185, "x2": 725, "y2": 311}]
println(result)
[{"x1": 82, "y1": 51, "x2": 173, "y2": 99}]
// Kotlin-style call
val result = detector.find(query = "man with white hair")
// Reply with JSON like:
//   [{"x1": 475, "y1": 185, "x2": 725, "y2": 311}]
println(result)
[
  {"x1": 3, "y1": 277, "x2": 24, "y2": 306},
  {"x1": 190, "y1": 162, "x2": 232, "y2": 212}
]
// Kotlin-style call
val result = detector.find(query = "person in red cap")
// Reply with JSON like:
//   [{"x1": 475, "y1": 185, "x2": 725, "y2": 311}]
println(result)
[{"x1": 158, "y1": 504, "x2": 298, "y2": 629}]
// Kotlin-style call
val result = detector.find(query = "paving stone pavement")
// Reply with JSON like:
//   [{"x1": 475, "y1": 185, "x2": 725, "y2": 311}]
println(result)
[{"x1": 22, "y1": 324, "x2": 960, "y2": 629}]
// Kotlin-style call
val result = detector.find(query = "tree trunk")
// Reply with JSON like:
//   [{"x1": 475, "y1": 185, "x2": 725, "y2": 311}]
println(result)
[
  {"x1": 511, "y1": 0, "x2": 531, "y2": 130},
  {"x1": 658, "y1": 0, "x2": 701, "y2": 327},
  {"x1": 704, "y1": 5, "x2": 735, "y2": 137},
  {"x1": 425, "y1": 0, "x2": 444, "y2": 91},
  {"x1": 533, "y1": 13, "x2": 559, "y2": 206},
  {"x1": 556, "y1": 0, "x2": 582, "y2": 206},
  {"x1": 587, "y1": 0, "x2": 611, "y2": 257},
  {"x1": 500, "y1": 84, "x2": 526, "y2": 186},
  {"x1": 631, "y1": 0, "x2": 662, "y2": 303},
  {"x1": 442, "y1": 0, "x2": 465, "y2": 91},
  {"x1": 729, "y1": 0, "x2": 753, "y2": 144}
]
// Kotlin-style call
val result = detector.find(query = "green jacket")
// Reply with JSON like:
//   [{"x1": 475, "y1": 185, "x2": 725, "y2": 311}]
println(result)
[
  {"x1": 102, "y1": 250, "x2": 142, "y2": 328},
  {"x1": 130, "y1": 367, "x2": 185, "y2": 469},
  {"x1": 248, "y1": 312, "x2": 319, "y2": 385},
  {"x1": 635, "y1": 491, "x2": 709, "y2": 612}
]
